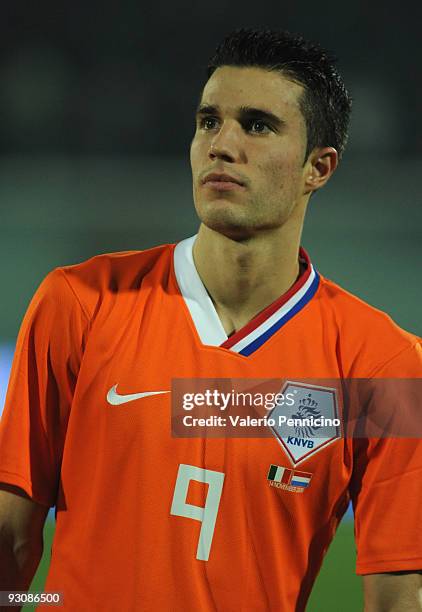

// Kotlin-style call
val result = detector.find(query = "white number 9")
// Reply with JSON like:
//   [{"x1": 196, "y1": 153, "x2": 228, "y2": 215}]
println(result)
[{"x1": 170, "y1": 464, "x2": 225, "y2": 561}]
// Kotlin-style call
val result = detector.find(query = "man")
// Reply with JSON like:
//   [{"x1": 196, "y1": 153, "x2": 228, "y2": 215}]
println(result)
[{"x1": 1, "y1": 28, "x2": 421, "y2": 611}]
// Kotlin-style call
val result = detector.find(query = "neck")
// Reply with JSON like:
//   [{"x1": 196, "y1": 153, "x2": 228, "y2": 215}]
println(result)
[{"x1": 192, "y1": 212, "x2": 306, "y2": 335}]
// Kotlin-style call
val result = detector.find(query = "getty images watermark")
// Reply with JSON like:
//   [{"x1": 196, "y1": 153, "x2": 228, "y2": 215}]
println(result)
[
  {"x1": 171, "y1": 378, "x2": 422, "y2": 439},
  {"x1": 181, "y1": 389, "x2": 340, "y2": 429}
]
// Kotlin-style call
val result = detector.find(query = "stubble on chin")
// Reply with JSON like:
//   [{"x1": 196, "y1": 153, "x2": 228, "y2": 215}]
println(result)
[{"x1": 195, "y1": 193, "x2": 288, "y2": 241}]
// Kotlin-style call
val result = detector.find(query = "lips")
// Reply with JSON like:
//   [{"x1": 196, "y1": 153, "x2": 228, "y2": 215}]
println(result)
[{"x1": 202, "y1": 172, "x2": 244, "y2": 186}]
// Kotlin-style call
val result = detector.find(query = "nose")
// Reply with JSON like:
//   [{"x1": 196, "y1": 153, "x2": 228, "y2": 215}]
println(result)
[{"x1": 208, "y1": 122, "x2": 243, "y2": 164}]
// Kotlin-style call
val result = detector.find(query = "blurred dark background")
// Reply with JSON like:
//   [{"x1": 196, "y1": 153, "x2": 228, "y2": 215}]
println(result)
[
  {"x1": 1, "y1": 2, "x2": 422, "y2": 156},
  {"x1": 1, "y1": 2, "x2": 421, "y2": 341}
]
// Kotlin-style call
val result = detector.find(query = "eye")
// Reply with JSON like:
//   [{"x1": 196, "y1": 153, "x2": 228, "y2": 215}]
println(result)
[
  {"x1": 248, "y1": 120, "x2": 271, "y2": 134},
  {"x1": 198, "y1": 116, "x2": 219, "y2": 130}
]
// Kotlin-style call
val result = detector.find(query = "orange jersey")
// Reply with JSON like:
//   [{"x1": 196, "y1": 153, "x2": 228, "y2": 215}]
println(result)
[{"x1": 1, "y1": 235, "x2": 422, "y2": 611}]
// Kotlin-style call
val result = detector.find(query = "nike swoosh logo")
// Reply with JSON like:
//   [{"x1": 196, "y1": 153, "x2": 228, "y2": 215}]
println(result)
[{"x1": 107, "y1": 384, "x2": 170, "y2": 405}]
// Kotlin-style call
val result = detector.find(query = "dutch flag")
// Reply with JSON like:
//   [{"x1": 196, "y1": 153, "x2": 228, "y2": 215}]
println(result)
[{"x1": 290, "y1": 471, "x2": 312, "y2": 488}]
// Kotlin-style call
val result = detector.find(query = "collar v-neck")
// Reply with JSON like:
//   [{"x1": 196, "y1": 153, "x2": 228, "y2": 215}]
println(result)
[{"x1": 173, "y1": 235, "x2": 320, "y2": 356}]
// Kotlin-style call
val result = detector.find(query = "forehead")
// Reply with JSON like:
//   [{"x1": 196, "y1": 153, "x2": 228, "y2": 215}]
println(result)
[{"x1": 200, "y1": 66, "x2": 304, "y2": 121}]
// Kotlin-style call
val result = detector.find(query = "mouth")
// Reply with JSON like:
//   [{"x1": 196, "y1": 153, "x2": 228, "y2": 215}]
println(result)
[{"x1": 201, "y1": 172, "x2": 245, "y2": 192}]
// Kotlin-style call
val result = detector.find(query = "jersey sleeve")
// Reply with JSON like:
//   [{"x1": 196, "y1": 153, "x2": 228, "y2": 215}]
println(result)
[
  {"x1": 0, "y1": 269, "x2": 89, "y2": 507},
  {"x1": 350, "y1": 341, "x2": 422, "y2": 574}
]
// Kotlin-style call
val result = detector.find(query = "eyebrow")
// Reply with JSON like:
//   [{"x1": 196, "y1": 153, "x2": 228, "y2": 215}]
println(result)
[{"x1": 196, "y1": 104, "x2": 285, "y2": 129}]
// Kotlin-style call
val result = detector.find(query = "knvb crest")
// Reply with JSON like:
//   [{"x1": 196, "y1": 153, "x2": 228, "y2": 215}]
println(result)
[{"x1": 268, "y1": 381, "x2": 341, "y2": 465}]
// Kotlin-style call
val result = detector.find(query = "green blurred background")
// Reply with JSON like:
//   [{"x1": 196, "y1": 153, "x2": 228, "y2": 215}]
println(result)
[{"x1": 1, "y1": 2, "x2": 421, "y2": 610}]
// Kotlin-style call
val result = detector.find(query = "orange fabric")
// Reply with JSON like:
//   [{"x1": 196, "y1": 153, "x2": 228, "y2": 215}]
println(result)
[{"x1": 0, "y1": 243, "x2": 421, "y2": 611}]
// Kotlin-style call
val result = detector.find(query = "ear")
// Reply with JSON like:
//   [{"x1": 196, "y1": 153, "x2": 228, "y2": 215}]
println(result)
[{"x1": 304, "y1": 147, "x2": 338, "y2": 194}]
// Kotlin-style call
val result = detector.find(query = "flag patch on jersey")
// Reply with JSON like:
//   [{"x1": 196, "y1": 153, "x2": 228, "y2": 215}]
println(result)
[{"x1": 267, "y1": 464, "x2": 312, "y2": 493}]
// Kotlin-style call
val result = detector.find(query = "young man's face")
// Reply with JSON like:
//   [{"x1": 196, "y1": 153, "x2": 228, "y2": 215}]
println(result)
[{"x1": 190, "y1": 66, "x2": 311, "y2": 240}]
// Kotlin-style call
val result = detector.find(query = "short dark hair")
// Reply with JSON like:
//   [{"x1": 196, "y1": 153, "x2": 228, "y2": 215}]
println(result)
[{"x1": 206, "y1": 28, "x2": 352, "y2": 162}]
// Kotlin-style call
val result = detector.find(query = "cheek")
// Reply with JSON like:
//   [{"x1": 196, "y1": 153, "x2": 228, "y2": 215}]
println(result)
[
  {"x1": 190, "y1": 137, "x2": 206, "y2": 172},
  {"x1": 263, "y1": 152, "x2": 303, "y2": 190},
  {"x1": 189, "y1": 141, "x2": 197, "y2": 171}
]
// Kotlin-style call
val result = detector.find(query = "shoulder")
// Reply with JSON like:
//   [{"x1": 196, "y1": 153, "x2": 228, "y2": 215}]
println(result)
[
  {"x1": 317, "y1": 275, "x2": 421, "y2": 376},
  {"x1": 51, "y1": 242, "x2": 175, "y2": 321}
]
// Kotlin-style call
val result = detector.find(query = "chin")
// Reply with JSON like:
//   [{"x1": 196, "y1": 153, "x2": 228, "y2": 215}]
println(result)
[
  {"x1": 200, "y1": 215, "x2": 258, "y2": 242},
  {"x1": 195, "y1": 198, "x2": 278, "y2": 240}
]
